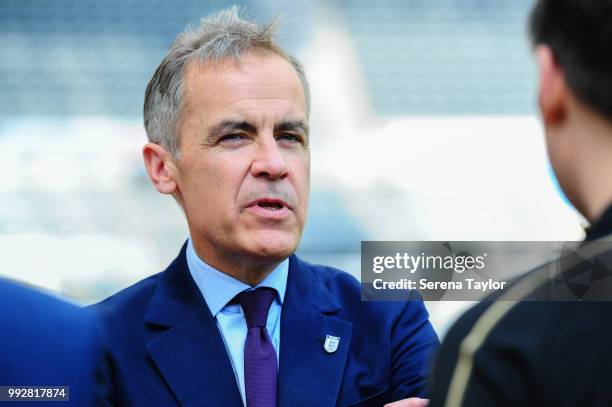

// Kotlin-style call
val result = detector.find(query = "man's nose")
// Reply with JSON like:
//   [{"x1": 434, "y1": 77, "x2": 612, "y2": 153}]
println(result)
[{"x1": 250, "y1": 135, "x2": 288, "y2": 180}]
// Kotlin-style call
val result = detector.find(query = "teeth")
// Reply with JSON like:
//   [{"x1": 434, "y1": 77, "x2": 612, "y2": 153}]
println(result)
[{"x1": 258, "y1": 202, "x2": 282, "y2": 210}]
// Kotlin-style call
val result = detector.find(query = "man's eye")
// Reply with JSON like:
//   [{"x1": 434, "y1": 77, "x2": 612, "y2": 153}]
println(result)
[
  {"x1": 276, "y1": 133, "x2": 301, "y2": 143},
  {"x1": 219, "y1": 133, "x2": 247, "y2": 143}
]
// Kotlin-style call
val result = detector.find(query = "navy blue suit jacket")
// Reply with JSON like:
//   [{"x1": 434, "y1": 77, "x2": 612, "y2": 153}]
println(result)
[
  {"x1": 0, "y1": 278, "x2": 102, "y2": 406},
  {"x1": 92, "y1": 244, "x2": 438, "y2": 406}
]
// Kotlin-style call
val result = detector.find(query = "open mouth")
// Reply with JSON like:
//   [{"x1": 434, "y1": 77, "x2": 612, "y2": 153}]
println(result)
[
  {"x1": 257, "y1": 201, "x2": 284, "y2": 210},
  {"x1": 247, "y1": 198, "x2": 290, "y2": 212}
]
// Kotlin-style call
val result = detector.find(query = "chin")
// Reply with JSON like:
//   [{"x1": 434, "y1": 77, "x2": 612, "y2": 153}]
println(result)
[{"x1": 247, "y1": 230, "x2": 300, "y2": 261}]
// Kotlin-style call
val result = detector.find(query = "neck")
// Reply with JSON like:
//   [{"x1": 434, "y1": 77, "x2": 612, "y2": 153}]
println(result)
[
  {"x1": 191, "y1": 239, "x2": 283, "y2": 286},
  {"x1": 567, "y1": 107, "x2": 612, "y2": 223}
]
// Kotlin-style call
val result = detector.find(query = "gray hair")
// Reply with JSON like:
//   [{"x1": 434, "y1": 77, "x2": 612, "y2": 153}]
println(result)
[{"x1": 143, "y1": 6, "x2": 311, "y2": 158}]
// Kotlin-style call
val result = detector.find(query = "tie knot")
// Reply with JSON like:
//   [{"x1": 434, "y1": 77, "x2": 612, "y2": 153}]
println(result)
[{"x1": 236, "y1": 287, "x2": 276, "y2": 328}]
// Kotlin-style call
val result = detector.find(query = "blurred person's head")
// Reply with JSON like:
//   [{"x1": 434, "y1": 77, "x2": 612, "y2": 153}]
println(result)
[
  {"x1": 530, "y1": 0, "x2": 612, "y2": 222},
  {"x1": 141, "y1": 7, "x2": 310, "y2": 284}
]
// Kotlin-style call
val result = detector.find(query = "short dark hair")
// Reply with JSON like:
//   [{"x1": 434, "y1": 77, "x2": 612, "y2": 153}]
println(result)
[{"x1": 529, "y1": 0, "x2": 612, "y2": 120}]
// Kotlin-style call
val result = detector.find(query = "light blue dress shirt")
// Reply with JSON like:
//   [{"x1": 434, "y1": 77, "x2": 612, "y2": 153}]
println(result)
[{"x1": 186, "y1": 238, "x2": 288, "y2": 406}]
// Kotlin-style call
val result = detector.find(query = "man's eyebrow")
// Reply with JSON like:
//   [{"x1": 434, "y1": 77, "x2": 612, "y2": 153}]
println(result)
[
  {"x1": 274, "y1": 120, "x2": 309, "y2": 135},
  {"x1": 208, "y1": 120, "x2": 257, "y2": 139}
]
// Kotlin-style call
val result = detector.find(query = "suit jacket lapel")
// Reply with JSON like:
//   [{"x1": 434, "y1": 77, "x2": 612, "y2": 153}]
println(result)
[
  {"x1": 144, "y1": 244, "x2": 243, "y2": 407},
  {"x1": 278, "y1": 256, "x2": 353, "y2": 407}
]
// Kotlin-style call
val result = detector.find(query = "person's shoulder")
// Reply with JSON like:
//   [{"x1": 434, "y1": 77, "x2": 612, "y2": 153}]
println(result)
[
  {"x1": 0, "y1": 277, "x2": 67, "y2": 309},
  {"x1": 0, "y1": 278, "x2": 101, "y2": 402},
  {"x1": 294, "y1": 256, "x2": 418, "y2": 317},
  {"x1": 440, "y1": 300, "x2": 492, "y2": 350},
  {"x1": 0, "y1": 278, "x2": 93, "y2": 329},
  {"x1": 89, "y1": 272, "x2": 161, "y2": 324},
  {"x1": 299, "y1": 257, "x2": 362, "y2": 292},
  {"x1": 91, "y1": 243, "x2": 190, "y2": 324},
  {"x1": 440, "y1": 285, "x2": 587, "y2": 356},
  {"x1": 294, "y1": 256, "x2": 369, "y2": 305}
]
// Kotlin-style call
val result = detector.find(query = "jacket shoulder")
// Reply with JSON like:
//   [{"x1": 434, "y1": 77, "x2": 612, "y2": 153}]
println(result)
[
  {"x1": 89, "y1": 273, "x2": 161, "y2": 325},
  {"x1": 298, "y1": 258, "x2": 362, "y2": 295},
  {"x1": 295, "y1": 257, "x2": 411, "y2": 317}
]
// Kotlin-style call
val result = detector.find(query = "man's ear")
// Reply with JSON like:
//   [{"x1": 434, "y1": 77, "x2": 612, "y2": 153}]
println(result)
[
  {"x1": 536, "y1": 45, "x2": 568, "y2": 126},
  {"x1": 142, "y1": 143, "x2": 179, "y2": 194}
]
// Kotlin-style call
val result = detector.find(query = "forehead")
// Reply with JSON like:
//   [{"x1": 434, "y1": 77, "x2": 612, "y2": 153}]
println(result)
[{"x1": 181, "y1": 53, "x2": 307, "y2": 123}]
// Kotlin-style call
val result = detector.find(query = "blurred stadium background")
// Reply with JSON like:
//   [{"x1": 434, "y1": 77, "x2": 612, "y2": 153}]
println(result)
[{"x1": 0, "y1": 0, "x2": 585, "y2": 336}]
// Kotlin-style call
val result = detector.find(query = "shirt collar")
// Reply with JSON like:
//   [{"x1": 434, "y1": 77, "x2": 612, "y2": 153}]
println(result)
[
  {"x1": 186, "y1": 238, "x2": 288, "y2": 317},
  {"x1": 585, "y1": 203, "x2": 612, "y2": 241}
]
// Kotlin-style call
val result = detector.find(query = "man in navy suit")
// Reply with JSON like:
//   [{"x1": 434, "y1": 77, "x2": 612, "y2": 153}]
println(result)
[
  {"x1": 0, "y1": 278, "x2": 102, "y2": 405},
  {"x1": 92, "y1": 7, "x2": 438, "y2": 406}
]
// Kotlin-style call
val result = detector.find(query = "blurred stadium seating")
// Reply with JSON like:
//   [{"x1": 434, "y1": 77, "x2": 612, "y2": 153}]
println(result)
[{"x1": 0, "y1": 0, "x2": 583, "y2": 335}]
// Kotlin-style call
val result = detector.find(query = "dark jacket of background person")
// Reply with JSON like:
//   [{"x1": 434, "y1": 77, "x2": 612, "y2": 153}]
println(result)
[
  {"x1": 429, "y1": 207, "x2": 612, "y2": 407},
  {"x1": 0, "y1": 278, "x2": 104, "y2": 406},
  {"x1": 429, "y1": 0, "x2": 612, "y2": 405}
]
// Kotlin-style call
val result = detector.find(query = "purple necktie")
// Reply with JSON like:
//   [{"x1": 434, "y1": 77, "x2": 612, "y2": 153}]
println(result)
[{"x1": 237, "y1": 288, "x2": 278, "y2": 407}]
